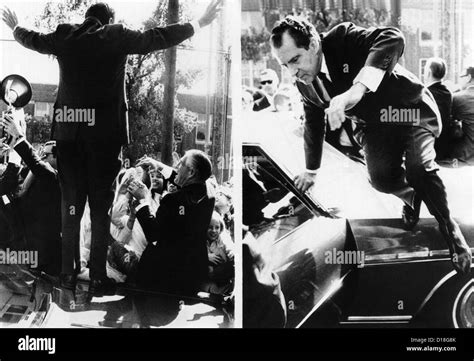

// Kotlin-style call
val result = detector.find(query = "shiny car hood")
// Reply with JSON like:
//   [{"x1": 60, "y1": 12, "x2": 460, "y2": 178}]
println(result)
[{"x1": 348, "y1": 218, "x2": 474, "y2": 264}]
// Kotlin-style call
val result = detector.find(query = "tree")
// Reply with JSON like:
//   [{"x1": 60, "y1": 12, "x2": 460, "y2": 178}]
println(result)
[{"x1": 161, "y1": 0, "x2": 180, "y2": 166}]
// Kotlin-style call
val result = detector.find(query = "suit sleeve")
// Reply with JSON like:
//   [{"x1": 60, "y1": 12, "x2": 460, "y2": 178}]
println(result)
[
  {"x1": 13, "y1": 26, "x2": 57, "y2": 55},
  {"x1": 14, "y1": 140, "x2": 56, "y2": 180},
  {"x1": 340, "y1": 22, "x2": 405, "y2": 76},
  {"x1": 136, "y1": 194, "x2": 173, "y2": 244},
  {"x1": 302, "y1": 98, "x2": 326, "y2": 171},
  {"x1": 451, "y1": 94, "x2": 461, "y2": 121},
  {"x1": 120, "y1": 23, "x2": 194, "y2": 55}
]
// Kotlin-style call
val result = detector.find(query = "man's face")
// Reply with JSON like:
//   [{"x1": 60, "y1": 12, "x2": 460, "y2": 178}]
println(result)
[
  {"x1": 174, "y1": 155, "x2": 193, "y2": 187},
  {"x1": 273, "y1": 31, "x2": 322, "y2": 85}
]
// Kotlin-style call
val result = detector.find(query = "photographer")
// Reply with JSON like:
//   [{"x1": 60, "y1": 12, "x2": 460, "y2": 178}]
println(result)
[{"x1": 0, "y1": 113, "x2": 61, "y2": 275}]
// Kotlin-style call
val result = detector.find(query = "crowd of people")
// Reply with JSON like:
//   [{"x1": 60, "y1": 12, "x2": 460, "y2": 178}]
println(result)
[{"x1": 0, "y1": 118, "x2": 235, "y2": 296}]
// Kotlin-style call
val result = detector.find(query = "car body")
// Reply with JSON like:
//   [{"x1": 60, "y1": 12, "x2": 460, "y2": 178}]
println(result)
[
  {"x1": 0, "y1": 264, "x2": 233, "y2": 328},
  {"x1": 243, "y1": 110, "x2": 474, "y2": 328}
]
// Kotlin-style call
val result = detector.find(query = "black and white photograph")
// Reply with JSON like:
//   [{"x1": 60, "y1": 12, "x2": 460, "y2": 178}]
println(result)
[
  {"x1": 1, "y1": 0, "x2": 474, "y2": 357},
  {"x1": 242, "y1": 0, "x2": 474, "y2": 332},
  {"x1": 0, "y1": 0, "x2": 235, "y2": 329}
]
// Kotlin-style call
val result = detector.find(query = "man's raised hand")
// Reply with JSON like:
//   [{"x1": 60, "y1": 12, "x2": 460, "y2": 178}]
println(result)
[
  {"x1": 1, "y1": 7, "x2": 18, "y2": 31},
  {"x1": 198, "y1": 0, "x2": 223, "y2": 28}
]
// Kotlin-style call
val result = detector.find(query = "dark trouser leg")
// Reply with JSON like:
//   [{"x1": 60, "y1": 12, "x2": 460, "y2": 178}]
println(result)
[
  {"x1": 57, "y1": 141, "x2": 88, "y2": 276},
  {"x1": 405, "y1": 127, "x2": 471, "y2": 274},
  {"x1": 358, "y1": 125, "x2": 415, "y2": 206},
  {"x1": 404, "y1": 127, "x2": 450, "y2": 225},
  {"x1": 85, "y1": 142, "x2": 122, "y2": 280}
]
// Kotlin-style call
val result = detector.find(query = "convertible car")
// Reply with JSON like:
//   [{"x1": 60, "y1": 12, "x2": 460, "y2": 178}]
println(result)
[{"x1": 243, "y1": 110, "x2": 473, "y2": 328}]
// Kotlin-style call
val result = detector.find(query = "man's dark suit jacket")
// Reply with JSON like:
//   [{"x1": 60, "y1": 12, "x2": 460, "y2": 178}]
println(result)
[
  {"x1": 14, "y1": 18, "x2": 195, "y2": 145},
  {"x1": 428, "y1": 81, "x2": 453, "y2": 158},
  {"x1": 0, "y1": 141, "x2": 61, "y2": 273},
  {"x1": 136, "y1": 181, "x2": 215, "y2": 295},
  {"x1": 0, "y1": 162, "x2": 22, "y2": 248},
  {"x1": 297, "y1": 22, "x2": 441, "y2": 171}
]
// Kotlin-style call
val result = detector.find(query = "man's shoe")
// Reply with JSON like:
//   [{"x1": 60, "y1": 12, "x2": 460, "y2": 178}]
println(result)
[
  {"x1": 59, "y1": 274, "x2": 77, "y2": 291},
  {"x1": 440, "y1": 220, "x2": 472, "y2": 275},
  {"x1": 88, "y1": 277, "x2": 116, "y2": 296},
  {"x1": 402, "y1": 194, "x2": 422, "y2": 230}
]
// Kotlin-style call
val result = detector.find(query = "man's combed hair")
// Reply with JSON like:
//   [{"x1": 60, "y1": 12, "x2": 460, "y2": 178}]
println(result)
[
  {"x1": 271, "y1": 16, "x2": 318, "y2": 50},
  {"x1": 187, "y1": 150, "x2": 212, "y2": 182},
  {"x1": 428, "y1": 58, "x2": 447, "y2": 80},
  {"x1": 85, "y1": 3, "x2": 115, "y2": 25}
]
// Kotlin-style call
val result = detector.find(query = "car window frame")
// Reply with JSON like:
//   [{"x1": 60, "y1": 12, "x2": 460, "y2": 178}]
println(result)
[{"x1": 243, "y1": 143, "x2": 336, "y2": 220}]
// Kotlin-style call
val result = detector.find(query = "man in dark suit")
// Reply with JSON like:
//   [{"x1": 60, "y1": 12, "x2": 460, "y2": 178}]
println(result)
[
  {"x1": 2, "y1": 1, "x2": 221, "y2": 293},
  {"x1": 423, "y1": 57, "x2": 453, "y2": 160},
  {"x1": 127, "y1": 150, "x2": 215, "y2": 296},
  {"x1": 270, "y1": 17, "x2": 471, "y2": 275},
  {"x1": 1, "y1": 114, "x2": 61, "y2": 275}
]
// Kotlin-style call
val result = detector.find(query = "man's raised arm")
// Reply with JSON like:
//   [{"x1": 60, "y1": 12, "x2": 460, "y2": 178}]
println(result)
[
  {"x1": 120, "y1": 0, "x2": 222, "y2": 55},
  {"x1": 2, "y1": 7, "x2": 57, "y2": 55}
]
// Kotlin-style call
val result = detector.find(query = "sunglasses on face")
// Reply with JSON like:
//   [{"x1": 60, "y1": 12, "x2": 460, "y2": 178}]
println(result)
[{"x1": 260, "y1": 80, "x2": 273, "y2": 85}]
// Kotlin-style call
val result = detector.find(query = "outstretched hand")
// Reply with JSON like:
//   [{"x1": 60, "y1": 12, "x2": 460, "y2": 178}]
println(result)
[
  {"x1": 198, "y1": 0, "x2": 223, "y2": 28},
  {"x1": 1, "y1": 7, "x2": 18, "y2": 30}
]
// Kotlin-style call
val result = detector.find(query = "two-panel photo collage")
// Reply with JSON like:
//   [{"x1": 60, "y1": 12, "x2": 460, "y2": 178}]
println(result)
[{"x1": 0, "y1": 0, "x2": 473, "y2": 352}]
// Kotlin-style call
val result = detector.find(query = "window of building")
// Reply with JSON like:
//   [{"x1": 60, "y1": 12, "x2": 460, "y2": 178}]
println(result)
[
  {"x1": 195, "y1": 113, "x2": 212, "y2": 145},
  {"x1": 419, "y1": 58, "x2": 428, "y2": 80},
  {"x1": 34, "y1": 102, "x2": 50, "y2": 118}
]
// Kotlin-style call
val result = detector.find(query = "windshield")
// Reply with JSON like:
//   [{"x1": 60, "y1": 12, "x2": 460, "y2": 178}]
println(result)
[
  {"x1": 243, "y1": 145, "x2": 315, "y2": 243},
  {"x1": 243, "y1": 110, "x2": 401, "y2": 220}
]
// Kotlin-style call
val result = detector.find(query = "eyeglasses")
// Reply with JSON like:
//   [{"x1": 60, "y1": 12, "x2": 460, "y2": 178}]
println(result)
[{"x1": 260, "y1": 80, "x2": 273, "y2": 85}]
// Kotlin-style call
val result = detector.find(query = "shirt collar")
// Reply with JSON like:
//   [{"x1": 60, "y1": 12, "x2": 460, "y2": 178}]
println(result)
[
  {"x1": 427, "y1": 80, "x2": 442, "y2": 88},
  {"x1": 319, "y1": 52, "x2": 331, "y2": 82}
]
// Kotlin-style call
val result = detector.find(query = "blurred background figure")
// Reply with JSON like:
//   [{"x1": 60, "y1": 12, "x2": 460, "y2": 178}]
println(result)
[
  {"x1": 423, "y1": 57, "x2": 453, "y2": 161},
  {"x1": 251, "y1": 68, "x2": 280, "y2": 111},
  {"x1": 447, "y1": 66, "x2": 474, "y2": 165}
]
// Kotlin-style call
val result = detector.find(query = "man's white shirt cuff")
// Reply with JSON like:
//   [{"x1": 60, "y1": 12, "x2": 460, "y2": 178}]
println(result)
[
  {"x1": 353, "y1": 66, "x2": 386, "y2": 93},
  {"x1": 190, "y1": 20, "x2": 200, "y2": 34},
  {"x1": 306, "y1": 169, "x2": 318, "y2": 175},
  {"x1": 135, "y1": 199, "x2": 149, "y2": 213},
  {"x1": 13, "y1": 137, "x2": 26, "y2": 148}
]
